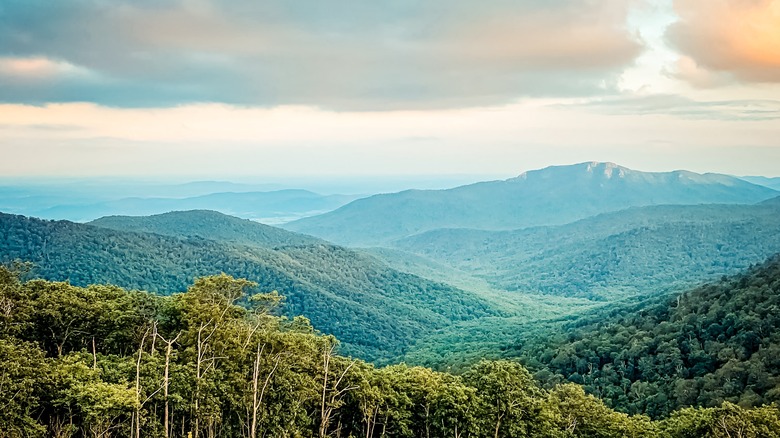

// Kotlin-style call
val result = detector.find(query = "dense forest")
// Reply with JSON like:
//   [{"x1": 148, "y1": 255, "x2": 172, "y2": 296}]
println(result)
[
  {"x1": 3, "y1": 264, "x2": 780, "y2": 438},
  {"x1": 0, "y1": 212, "x2": 498, "y2": 361},
  {"x1": 508, "y1": 254, "x2": 780, "y2": 418},
  {"x1": 89, "y1": 211, "x2": 325, "y2": 248},
  {"x1": 401, "y1": 254, "x2": 780, "y2": 422},
  {"x1": 393, "y1": 203, "x2": 780, "y2": 300}
]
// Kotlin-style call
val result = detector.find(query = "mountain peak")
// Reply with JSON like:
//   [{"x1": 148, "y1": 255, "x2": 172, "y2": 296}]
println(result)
[
  {"x1": 584, "y1": 161, "x2": 626, "y2": 178},
  {"x1": 286, "y1": 162, "x2": 778, "y2": 246},
  {"x1": 512, "y1": 161, "x2": 630, "y2": 181}
]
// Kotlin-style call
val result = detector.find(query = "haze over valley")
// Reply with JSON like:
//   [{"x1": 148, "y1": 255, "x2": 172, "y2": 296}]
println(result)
[
  {"x1": 3, "y1": 161, "x2": 780, "y2": 366},
  {"x1": 4, "y1": 160, "x2": 780, "y2": 437}
]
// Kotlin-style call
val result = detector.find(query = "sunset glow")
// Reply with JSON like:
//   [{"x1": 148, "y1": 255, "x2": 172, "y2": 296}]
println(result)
[{"x1": 1, "y1": 0, "x2": 778, "y2": 178}]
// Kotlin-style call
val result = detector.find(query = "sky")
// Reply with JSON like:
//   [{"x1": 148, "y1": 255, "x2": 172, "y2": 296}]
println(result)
[{"x1": 1, "y1": 0, "x2": 779, "y2": 179}]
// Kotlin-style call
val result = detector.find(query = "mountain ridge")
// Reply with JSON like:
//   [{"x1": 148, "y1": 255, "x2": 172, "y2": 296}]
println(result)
[
  {"x1": 0, "y1": 210, "x2": 499, "y2": 361},
  {"x1": 391, "y1": 202, "x2": 780, "y2": 300},
  {"x1": 89, "y1": 209, "x2": 323, "y2": 248},
  {"x1": 1, "y1": 188, "x2": 359, "y2": 223},
  {"x1": 284, "y1": 162, "x2": 778, "y2": 246}
]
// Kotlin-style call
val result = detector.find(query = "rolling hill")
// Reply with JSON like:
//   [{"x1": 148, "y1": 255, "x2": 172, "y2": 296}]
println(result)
[
  {"x1": 0, "y1": 211, "x2": 499, "y2": 362},
  {"x1": 284, "y1": 162, "x2": 778, "y2": 246},
  {"x1": 513, "y1": 253, "x2": 780, "y2": 418},
  {"x1": 400, "y1": 254, "x2": 780, "y2": 418},
  {"x1": 741, "y1": 176, "x2": 780, "y2": 191},
  {"x1": 392, "y1": 203, "x2": 780, "y2": 300},
  {"x1": 90, "y1": 210, "x2": 323, "y2": 248},
  {"x1": 761, "y1": 195, "x2": 780, "y2": 206}
]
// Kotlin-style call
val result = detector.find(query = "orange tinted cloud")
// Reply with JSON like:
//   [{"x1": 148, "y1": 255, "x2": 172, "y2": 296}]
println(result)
[
  {"x1": 669, "y1": 0, "x2": 780, "y2": 83},
  {"x1": 438, "y1": 1, "x2": 640, "y2": 70},
  {"x1": 0, "y1": 57, "x2": 85, "y2": 79}
]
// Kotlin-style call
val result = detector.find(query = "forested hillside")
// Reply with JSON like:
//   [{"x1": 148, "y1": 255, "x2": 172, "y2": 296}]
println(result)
[
  {"x1": 393, "y1": 203, "x2": 780, "y2": 300},
  {"x1": 285, "y1": 162, "x2": 778, "y2": 246},
  {"x1": 3, "y1": 265, "x2": 779, "y2": 438},
  {"x1": 762, "y1": 195, "x2": 780, "y2": 206},
  {"x1": 90, "y1": 210, "x2": 323, "y2": 248},
  {"x1": 513, "y1": 254, "x2": 780, "y2": 419},
  {"x1": 0, "y1": 212, "x2": 498, "y2": 361}
]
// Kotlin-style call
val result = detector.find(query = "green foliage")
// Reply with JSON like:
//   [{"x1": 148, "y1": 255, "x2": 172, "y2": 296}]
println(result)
[
  {"x1": 542, "y1": 384, "x2": 655, "y2": 437},
  {"x1": 0, "y1": 211, "x2": 500, "y2": 362},
  {"x1": 394, "y1": 203, "x2": 780, "y2": 300},
  {"x1": 0, "y1": 340, "x2": 48, "y2": 438},
  {"x1": 513, "y1": 254, "x2": 780, "y2": 418},
  {"x1": 4, "y1": 265, "x2": 765, "y2": 438},
  {"x1": 659, "y1": 402, "x2": 780, "y2": 438},
  {"x1": 463, "y1": 360, "x2": 544, "y2": 437}
]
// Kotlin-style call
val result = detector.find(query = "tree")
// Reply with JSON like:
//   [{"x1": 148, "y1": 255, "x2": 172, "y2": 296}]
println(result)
[
  {"x1": 173, "y1": 274, "x2": 256, "y2": 438},
  {"x1": 464, "y1": 360, "x2": 543, "y2": 438},
  {"x1": 319, "y1": 340, "x2": 359, "y2": 437},
  {"x1": 660, "y1": 402, "x2": 780, "y2": 438},
  {"x1": 0, "y1": 339, "x2": 47, "y2": 438},
  {"x1": 542, "y1": 384, "x2": 654, "y2": 438},
  {"x1": 50, "y1": 354, "x2": 136, "y2": 438}
]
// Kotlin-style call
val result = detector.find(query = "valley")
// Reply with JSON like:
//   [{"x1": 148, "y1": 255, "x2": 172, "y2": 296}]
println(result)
[
  {"x1": 2, "y1": 162, "x2": 780, "y2": 436},
  {"x1": 5, "y1": 0, "x2": 780, "y2": 433},
  {"x1": 0, "y1": 210, "x2": 500, "y2": 362}
]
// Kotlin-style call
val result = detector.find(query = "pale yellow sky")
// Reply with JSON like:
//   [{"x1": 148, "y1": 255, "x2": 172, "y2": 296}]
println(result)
[{"x1": 1, "y1": 0, "x2": 779, "y2": 177}]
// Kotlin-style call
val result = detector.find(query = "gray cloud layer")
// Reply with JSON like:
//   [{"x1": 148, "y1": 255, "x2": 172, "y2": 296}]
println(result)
[
  {"x1": 0, "y1": 0, "x2": 642, "y2": 109},
  {"x1": 568, "y1": 94, "x2": 780, "y2": 121}
]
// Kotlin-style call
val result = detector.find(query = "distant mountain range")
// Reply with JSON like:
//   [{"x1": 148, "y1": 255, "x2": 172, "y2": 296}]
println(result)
[
  {"x1": 4, "y1": 163, "x2": 780, "y2": 424},
  {"x1": 740, "y1": 175, "x2": 780, "y2": 191},
  {"x1": 284, "y1": 162, "x2": 779, "y2": 246},
  {"x1": 0, "y1": 210, "x2": 499, "y2": 361},
  {"x1": 3, "y1": 162, "x2": 780, "y2": 367},
  {"x1": 0, "y1": 187, "x2": 359, "y2": 223}
]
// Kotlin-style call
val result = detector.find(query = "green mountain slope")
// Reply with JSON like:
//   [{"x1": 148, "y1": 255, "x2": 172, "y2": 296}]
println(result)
[
  {"x1": 284, "y1": 162, "x2": 778, "y2": 246},
  {"x1": 8, "y1": 268, "x2": 774, "y2": 438},
  {"x1": 761, "y1": 195, "x2": 780, "y2": 206},
  {"x1": 393, "y1": 203, "x2": 780, "y2": 300},
  {"x1": 513, "y1": 253, "x2": 780, "y2": 419},
  {"x1": 0, "y1": 211, "x2": 498, "y2": 362},
  {"x1": 90, "y1": 210, "x2": 323, "y2": 248}
]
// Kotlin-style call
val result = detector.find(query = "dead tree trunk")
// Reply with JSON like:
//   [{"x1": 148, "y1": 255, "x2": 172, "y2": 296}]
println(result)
[
  {"x1": 158, "y1": 331, "x2": 181, "y2": 438},
  {"x1": 319, "y1": 344, "x2": 357, "y2": 438}
]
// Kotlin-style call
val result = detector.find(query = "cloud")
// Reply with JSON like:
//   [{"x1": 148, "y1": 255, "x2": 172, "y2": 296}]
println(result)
[
  {"x1": 567, "y1": 94, "x2": 780, "y2": 120},
  {"x1": 662, "y1": 56, "x2": 734, "y2": 89},
  {"x1": 0, "y1": 57, "x2": 85, "y2": 78},
  {"x1": 0, "y1": 0, "x2": 642, "y2": 109},
  {"x1": 667, "y1": 0, "x2": 780, "y2": 85}
]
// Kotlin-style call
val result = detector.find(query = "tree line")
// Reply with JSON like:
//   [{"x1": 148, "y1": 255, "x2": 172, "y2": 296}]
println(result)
[
  {"x1": 1, "y1": 263, "x2": 779, "y2": 437},
  {"x1": 511, "y1": 254, "x2": 780, "y2": 419}
]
